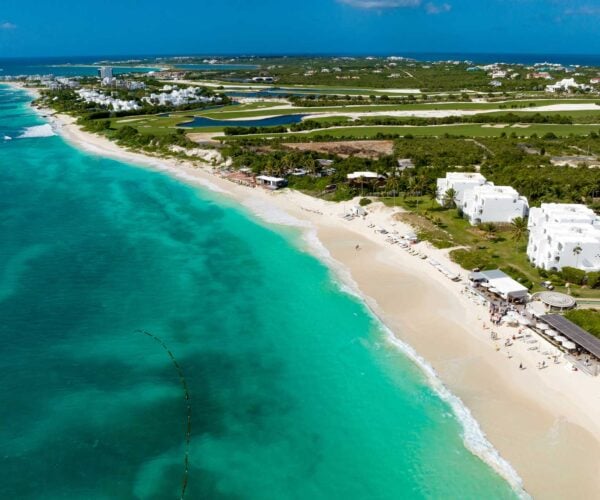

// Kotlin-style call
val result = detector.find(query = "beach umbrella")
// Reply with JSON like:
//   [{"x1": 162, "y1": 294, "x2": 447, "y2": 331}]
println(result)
[
  {"x1": 517, "y1": 316, "x2": 532, "y2": 326},
  {"x1": 536, "y1": 323, "x2": 549, "y2": 330},
  {"x1": 544, "y1": 329, "x2": 558, "y2": 338},
  {"x1": 562, "y1": 341, "x2": 577, "y2": 350},
  {"x1": 554, "y1": 335, "x2": 568, "y2": 343}
]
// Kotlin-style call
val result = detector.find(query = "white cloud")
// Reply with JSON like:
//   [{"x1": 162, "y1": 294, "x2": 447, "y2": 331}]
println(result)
[
  {"x1": 337, "y1": 0, "x2": 421, "y2": 9},
  {"x1": 0, "y1": 22, "x2": 16, "y2": 30},
  {"x1": 425, "y1": 2, "x2": 451, "y2": 14}
]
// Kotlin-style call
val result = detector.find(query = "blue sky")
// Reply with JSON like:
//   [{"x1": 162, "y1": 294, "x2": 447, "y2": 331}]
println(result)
[{"x1": 0, "y1": 0, "x2": 599, "y2": 57}]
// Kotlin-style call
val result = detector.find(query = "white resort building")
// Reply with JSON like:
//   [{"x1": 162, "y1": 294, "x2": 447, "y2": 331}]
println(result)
[
  {"x1": 462, "y1": 184, "x2": 529, "y2": 225},
  {"x1": 527, "y1": 203, "x2": 600, "y2": 272},
  {"x1": 437, "y1": 172, "x2": 528, "y2": 225},
  {"x1": 76, "y1": 89, "x2": 141, "y2": 112},
  {"x1": 436, "y1": 172, "x2": 486, "y2": 206}
]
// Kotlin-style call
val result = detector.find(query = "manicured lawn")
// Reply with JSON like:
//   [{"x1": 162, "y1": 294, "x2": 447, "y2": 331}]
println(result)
[
  {"x1": 223, "y1": 123, "x2": 600, "y2": 141},
  {"x1": 381, "y1": 196, "x2": 600, "y2": 298}
]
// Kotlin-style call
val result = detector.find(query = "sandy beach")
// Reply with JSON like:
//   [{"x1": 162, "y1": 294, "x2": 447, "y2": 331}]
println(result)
[{"x1": 23, "y1": 89, "x2": 600, "y2": 498}]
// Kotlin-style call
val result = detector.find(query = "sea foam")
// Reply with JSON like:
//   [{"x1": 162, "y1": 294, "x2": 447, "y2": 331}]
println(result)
[
  {"x1": 243, "y1": 198, "x2": 312, "y2": 228},
  {"x1": 383, "y1": 329, "x2": 531, "y2": 499},
  {"x1": 299, "y1": 225, "x2": 530, "y2": 499},
  {"x1": 19, "y1": 124, "x2": 56, "y2": 139}
]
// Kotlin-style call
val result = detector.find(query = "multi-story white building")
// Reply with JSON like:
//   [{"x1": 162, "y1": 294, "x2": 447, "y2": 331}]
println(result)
[
  {"x1": 527, "y1": 203, "x2": 600, "y2": 272},
  {"x1": 436, "y1": 172, "x2": 486, "y2": 206},
  {"x1": 98, "y1": 66, "x2": 113, "y2": 80},
  {"x1": 462, "y1": 184, "x2": 529, "y2": 225}
]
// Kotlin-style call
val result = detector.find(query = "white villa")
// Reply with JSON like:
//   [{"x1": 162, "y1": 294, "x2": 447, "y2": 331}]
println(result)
[
  {"x1": 527, "y1": 203, "x2": 600, "y2": 272},
  {"x1": 142, "y1": 85, "x2": 220, "y2": 107},
  {"x1": 463, "y1": 184, "x2": 529, "y2": 225},
  {"x1": 436, "y1": 172, "x2": 486, "y2": 206},
  {"x1": 545, "y1": 78, "x2": 591, "y2": 93},
  {"x1": 76, "y1": 89, "x2": 141, "y2": 112},
  {"x1": 437, "y1": 172, "x2": 528, "y2": 226}
]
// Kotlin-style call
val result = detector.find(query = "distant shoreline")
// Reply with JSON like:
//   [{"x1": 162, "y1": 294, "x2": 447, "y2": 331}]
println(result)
[{"x1": 8, "y1": 81, "x2": 600, "y2": 498}]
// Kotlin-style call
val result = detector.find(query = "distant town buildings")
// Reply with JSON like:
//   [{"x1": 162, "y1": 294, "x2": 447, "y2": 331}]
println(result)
[
  {"x1": 527, "y1": 72, "x2": 553, "y2": 80},
  {"x1": 527, "y1": 203, "x2": 600, "y2": 272},
  {"x1": 76, "y1": 89, "x2": 141, "y2": 112},
  {"x1": 142, "y1": 85, "x2": 221, "y2": 107}
]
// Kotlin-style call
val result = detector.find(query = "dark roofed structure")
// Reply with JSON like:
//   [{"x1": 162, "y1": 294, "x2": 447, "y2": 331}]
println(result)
[{"x1": 540, "y1": 314, "x2": 600, "y2": 359}]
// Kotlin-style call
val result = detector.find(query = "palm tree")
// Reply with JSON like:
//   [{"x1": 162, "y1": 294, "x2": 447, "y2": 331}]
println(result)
[
  {"x1": 573, "y1": 245, "x2": 583, "y2": 268},
  {"x1": 281, "y1": 154, "x2": 295, "y2": 175},
  {"x1": 510, "y1": 217, "x2": 528, "y2": 246},
  {"x1": 442, "y1": 188, "x2": 458, "y2": 209},
  {"x1": 386, "y1": 175, "x2": 400, "y2": 206},
  {"x1": 480, "y1": 222, "x2": 498, "y2": 240},
  {"x1": 303, "y1": 156, "x2": 317, "y2": 177}
]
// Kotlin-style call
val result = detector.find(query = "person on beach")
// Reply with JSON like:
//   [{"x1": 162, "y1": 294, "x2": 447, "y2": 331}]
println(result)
[{"x1": 355, "y1": 244, "x2": 361, "y2": 251}]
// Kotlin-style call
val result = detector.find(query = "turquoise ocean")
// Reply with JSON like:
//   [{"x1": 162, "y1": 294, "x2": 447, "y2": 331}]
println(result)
[{"x1": 0, "y1": 85, "x2": 521, "y2": 499}]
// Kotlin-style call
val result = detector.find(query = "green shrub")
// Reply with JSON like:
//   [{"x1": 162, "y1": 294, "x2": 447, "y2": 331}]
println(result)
[
  {"x1": 561, "y1": 267, "x2": 586, "y2": 286},
  {"x1": 586, "y1": 272, "x2": 600, "y2": 289},
  {"x1": 359, "y1": 198, "x2": 373, "y2": 207},
  {"x1": 565, "y1": 310, "x2": 600, "y2": 339}
]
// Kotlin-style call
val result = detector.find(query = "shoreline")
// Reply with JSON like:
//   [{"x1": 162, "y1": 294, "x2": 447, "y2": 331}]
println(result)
[{"x1": 11, "y1": 83, "x2": 600, "y2": 498}]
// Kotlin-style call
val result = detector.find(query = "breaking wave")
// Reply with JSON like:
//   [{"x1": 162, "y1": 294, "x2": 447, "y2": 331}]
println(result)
[{"x1": 19, "y1": 124, "x2": 56, "y2": 139}]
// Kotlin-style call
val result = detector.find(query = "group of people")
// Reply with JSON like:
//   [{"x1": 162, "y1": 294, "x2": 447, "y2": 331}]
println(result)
[{"x1": 488, "y1": 302, "x2": 510, "y2": 326}]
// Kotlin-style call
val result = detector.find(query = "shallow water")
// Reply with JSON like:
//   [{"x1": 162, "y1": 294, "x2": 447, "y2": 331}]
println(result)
[{"x1": 0, "y1": 85, "x2": 518, "y2": 499}]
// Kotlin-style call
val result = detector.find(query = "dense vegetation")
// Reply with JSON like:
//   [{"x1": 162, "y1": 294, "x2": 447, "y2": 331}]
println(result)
[
  {"x1": 36, "y1": 85, "x2": 230, "y2": 118},
  {"x1": 172, "y1": 55, "x2": 600, "y2": 92},
  {"x1": 564, "y1": 309, "x2": 600, "y2": 339}
]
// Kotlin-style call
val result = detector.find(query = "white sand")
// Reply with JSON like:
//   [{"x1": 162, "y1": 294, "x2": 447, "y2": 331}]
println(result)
[{"x1": 25, "y1": 95, "x2": 600, "y2": 498}]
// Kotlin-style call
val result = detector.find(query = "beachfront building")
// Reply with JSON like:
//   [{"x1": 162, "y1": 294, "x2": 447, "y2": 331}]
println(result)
[
  {"x1": 469, "y1": 269, "x2": 529, "y2": 302},
  {"x1": 462, "y1": 184, "x2": 529, "y2": 225},
  {"x1": 527, "y1": 203, "x2": 600, "y2": 272},
  {"x1": 436, "y1": 172, "x2": 486, "y2": 207},
  {"x1": 256, "y1": 176, "x2": 287, "y2": 190}
]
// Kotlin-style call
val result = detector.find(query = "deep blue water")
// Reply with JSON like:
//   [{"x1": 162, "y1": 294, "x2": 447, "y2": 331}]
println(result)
[
  {"x1": 178, "y1": 114, "x2": 307, "y2": 129},
  {"x1": 0, "y1": 57, "x2": 160, "y2": 77}
]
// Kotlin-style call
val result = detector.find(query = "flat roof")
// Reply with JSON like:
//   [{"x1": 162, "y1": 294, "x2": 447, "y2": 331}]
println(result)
[
  {"x1": 537, "y1": 292, "x2": 576, "y2": 309},
  {"x1": 540, "y1": 314, "x2": 600, "y2": 358},
  {"x1": 256, "y1": 175, "x2": 286, "y2": 182},
  {"x1": 472, "y1": 269, "x2": 528, "y2": 296}
]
